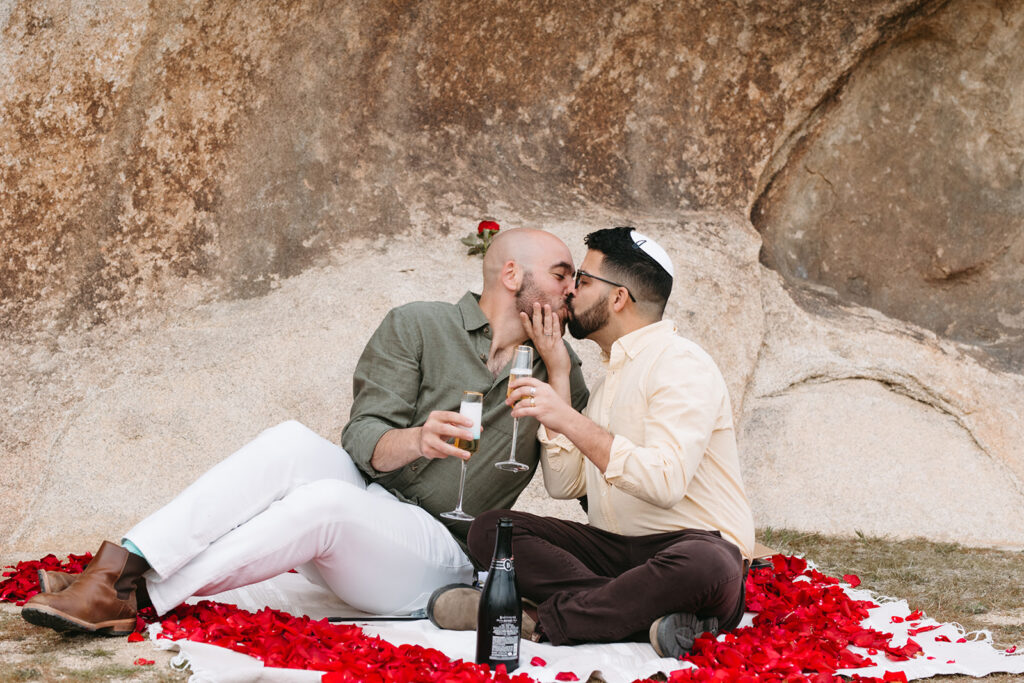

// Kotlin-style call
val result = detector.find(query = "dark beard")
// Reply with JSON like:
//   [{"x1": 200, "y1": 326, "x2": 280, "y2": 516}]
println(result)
[{"x1": 567, "y1": 293, "x2": 609, "y2": 340}]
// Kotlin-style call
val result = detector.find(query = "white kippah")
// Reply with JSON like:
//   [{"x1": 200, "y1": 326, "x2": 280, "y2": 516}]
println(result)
[{"x1": 630, "y1": 230, "x2": 674, "y2": 278}]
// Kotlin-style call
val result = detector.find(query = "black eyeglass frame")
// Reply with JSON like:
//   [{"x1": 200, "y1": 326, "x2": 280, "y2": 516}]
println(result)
[{"x1": 574, "y1": 269, "x2": 636, "y2": 302}]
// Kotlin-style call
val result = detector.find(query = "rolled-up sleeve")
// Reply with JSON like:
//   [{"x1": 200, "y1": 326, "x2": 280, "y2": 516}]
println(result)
[
  {"x1": 341, "y1": 308, "x2": 424, "y2": 478},
  {"x1": 538, "y1": 426, "x2": 587, "y2": 499},
  {"x1": 602, "y1": 353, "x2": 722, "y2": 508}
]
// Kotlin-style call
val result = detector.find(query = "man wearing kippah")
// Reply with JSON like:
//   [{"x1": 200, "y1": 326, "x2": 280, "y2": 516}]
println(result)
[{"x1": 429, "y1": 227, "x2": 755, "y2": 659}]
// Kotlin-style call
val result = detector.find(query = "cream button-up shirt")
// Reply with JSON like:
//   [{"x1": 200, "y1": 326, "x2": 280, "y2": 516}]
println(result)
[{"x1": 539, "y1": 320, "x2": 755, "y2": 559}]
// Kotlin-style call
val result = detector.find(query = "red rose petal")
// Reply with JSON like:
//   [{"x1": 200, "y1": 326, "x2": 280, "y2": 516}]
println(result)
[
  {"x1": 1006, "y1": 646, "x2": 1017, "y2": 653},
  {"x1": 843, "y1": 574, "x2": 862, "y2": 588},
  {"x1": 133, "y1": 658, "x2": 155, "y2": 666},
  {"x1": 7, "y1": 550, "x2": 956, "y2": 683},
  {"x1": 127, "y1": 632, "x2": 145, "y2": 643}
]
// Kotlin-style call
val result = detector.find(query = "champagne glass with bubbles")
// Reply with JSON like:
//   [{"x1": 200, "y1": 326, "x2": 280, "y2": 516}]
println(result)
[
  {"x1": 442, "y1": 391, "x2": 483, "y2": 521},
  {"x1": 495, "y1": 345, "x2": 533, "y2": 473}
]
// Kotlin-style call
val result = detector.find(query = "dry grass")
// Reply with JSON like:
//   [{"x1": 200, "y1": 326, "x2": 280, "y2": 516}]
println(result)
[
  {"x1": 2, "y1": 530, "x2": 1021, "y2": 681},
  {"x1": 0, "y1": 603, "x2": 185, "y2": 682}
]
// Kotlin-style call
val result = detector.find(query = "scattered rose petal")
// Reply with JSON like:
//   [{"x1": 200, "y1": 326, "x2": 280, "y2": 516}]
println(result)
[
  {"x1": 133, "y1": 658, "x2": 154, "y2": 666},
  {"x1": 1006, "y1": 646, "x2": 1017, "y2": 654},
  {"x1": 127, "y1": 632, "x2": 145, "y2": 643},
  {"x1": 3, "y1": 551, "x2": 976, "y2": 683},
  {"x1": 0, "y1": 552, "x2": 92, "y2": 605},
  {"x1": 843, "y1": 574, "x2": 862, "y2": 588},
  {"x1": 908, "y1": 624, "x2": 939, "y2": 636}
]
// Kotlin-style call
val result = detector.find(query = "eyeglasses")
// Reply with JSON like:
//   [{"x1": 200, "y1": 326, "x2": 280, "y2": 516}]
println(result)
[{"x1": 574, "y1": 269, "x2": 636, "y2": 302}]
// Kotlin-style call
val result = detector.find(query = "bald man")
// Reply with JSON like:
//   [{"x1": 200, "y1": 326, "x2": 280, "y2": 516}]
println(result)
[{"x1": 22, "y1": 228, "x2": 590, "y2": 637}]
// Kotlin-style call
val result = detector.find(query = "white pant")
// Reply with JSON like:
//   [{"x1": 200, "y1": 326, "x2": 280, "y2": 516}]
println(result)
[{"x1": 124, "y1": 421, "x2": 473, "y2": 615}]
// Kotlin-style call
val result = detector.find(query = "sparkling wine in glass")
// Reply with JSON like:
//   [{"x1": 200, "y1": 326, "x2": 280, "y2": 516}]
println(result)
[
  {"x1": 495, "y1": 345, "x2": 533, "y2": 473},
  {"x1": 442, "y1": 391, "x2": 483, "y2": 521}
]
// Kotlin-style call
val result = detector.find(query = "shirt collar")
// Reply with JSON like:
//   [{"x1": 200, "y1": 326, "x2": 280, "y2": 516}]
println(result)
[
  {"x1": 458, "y1": 291, "x2": 491, "y2": 333},
  {"x1": 604, "y1": 319, "x2": 677, "y2": 368}
]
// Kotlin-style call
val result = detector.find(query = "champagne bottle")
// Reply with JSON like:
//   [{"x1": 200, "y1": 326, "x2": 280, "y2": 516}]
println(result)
[{"x1": 475, "y1": 517, "x2": 521, "y2": 671}]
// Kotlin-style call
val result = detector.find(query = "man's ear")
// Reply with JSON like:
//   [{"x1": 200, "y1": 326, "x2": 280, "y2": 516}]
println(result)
[
  {"x1": 610, "y1": 287, "x2": 630, "y2": 313},
  {"x1": 500, "y1": 260, "x2": 520, "y2": 293}
]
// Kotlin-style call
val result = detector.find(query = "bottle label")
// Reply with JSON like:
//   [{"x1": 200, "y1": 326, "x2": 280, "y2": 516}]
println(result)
[
  {"x1": 489, "y1": 615, "x2": 520, "y2": 659},
  {"x1": 490, "y1": 558, "x2": 513, "y2": 572}
]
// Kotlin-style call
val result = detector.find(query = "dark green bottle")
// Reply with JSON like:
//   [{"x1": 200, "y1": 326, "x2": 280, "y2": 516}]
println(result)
[{"x1": 475, "y1": 517, "x2": 521, "y2": 671}]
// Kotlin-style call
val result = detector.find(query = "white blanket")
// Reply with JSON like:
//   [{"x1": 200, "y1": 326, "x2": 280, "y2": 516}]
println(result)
[{"x1": 149, "y1": 572, "x2": 1023, "y2": 682}]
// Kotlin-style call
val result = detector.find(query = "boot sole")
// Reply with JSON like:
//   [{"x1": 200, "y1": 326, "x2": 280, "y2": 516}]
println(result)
[{"x1": 22, "y1": 605, "x2": 135, "y2": 637}]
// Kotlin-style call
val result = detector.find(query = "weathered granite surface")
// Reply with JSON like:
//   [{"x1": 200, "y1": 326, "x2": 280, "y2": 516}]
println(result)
[
  {"x1": 2, "y1": 0, "x2": 1022, "y2": 553},
  {"x1": 755, "y1": 0, "x2": 1024, "y2": 371}
]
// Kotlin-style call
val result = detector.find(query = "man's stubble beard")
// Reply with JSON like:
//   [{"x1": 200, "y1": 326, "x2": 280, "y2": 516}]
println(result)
[{"x1": 515, "y1": 271, "x2": 567, "y2": 321}]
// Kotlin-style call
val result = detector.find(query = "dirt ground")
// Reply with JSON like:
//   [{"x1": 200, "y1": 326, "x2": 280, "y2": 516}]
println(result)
[{"x1": 1, "y1": 530, "x2": 1021, "y2": 682}]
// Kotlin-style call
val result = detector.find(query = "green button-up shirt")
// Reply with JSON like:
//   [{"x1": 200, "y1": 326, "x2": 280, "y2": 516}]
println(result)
[{"x1": 342, "y1": 291, "x2": 590, "y2": 551}]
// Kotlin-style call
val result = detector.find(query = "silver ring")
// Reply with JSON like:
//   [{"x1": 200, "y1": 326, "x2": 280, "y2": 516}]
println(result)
[
  {"x1": 544, "y1": 332, "x2": 552, "y2": 336},
  {"x1": 530, "y1": 387, "x2": 537, "y2": 397},
  {"x1": 530, "y1": 397, "x2": 536, "y2": 407}
]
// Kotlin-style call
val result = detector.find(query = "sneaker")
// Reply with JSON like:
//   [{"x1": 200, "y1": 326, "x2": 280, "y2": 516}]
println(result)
[{"x1": 649, "y1": 612, "x2": 719, "y2": 658}]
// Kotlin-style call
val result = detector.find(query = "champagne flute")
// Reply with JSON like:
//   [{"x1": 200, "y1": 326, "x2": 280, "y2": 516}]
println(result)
[
  {"x1": 442, "y1": 391, "x2": 483, "y2": 521},
  {"x1": 495, "y1": 345, "x2": 533, "y2": 473}
]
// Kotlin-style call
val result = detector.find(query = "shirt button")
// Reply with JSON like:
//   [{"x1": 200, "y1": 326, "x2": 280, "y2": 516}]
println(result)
[
  {"x1": 479, "y1": 353, "x2": 487, "y2": 361},
  {"x1": 483, "y1": 325, "x2": 490, "y2": 335}
]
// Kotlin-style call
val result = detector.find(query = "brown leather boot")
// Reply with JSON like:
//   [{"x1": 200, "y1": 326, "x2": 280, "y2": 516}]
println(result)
[
  {"x1": 38, "y1": 570, "x2": 79, "y2": 593},
  {"x1": 21, "y1": 541, "x2": 150, "y2": 636}
]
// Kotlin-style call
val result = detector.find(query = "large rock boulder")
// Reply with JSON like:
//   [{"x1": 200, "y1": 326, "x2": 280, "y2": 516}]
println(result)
[
  {"x1": 2, "y1": 0, "x2": 1022, "y2": 553},
  {"x1": 754, "y1": 0, "x2": 1024, "y2": 371}
]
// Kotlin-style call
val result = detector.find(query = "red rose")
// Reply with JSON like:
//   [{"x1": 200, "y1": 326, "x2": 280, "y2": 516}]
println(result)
[{"x1": 478, "y1": 220, "x2": 500, "y2": 235}]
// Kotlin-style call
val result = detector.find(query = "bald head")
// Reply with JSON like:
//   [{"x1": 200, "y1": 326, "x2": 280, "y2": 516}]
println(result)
[{"x1": 482, "y1": 228, "x2": 573, "y2": 290}]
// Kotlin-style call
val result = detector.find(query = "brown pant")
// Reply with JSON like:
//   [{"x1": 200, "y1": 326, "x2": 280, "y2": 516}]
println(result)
[{"x1": 467, "y1": 509, "x2": 746, "y2": 646}]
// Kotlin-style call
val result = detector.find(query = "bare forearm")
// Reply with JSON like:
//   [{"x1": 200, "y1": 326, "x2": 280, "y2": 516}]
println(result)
[
  {"x1": 370, "y1": 427, "x2": 423, "y2": 472},
  {"x1": 370, "y1": 409, "x2": 475, "y2": 472}
]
